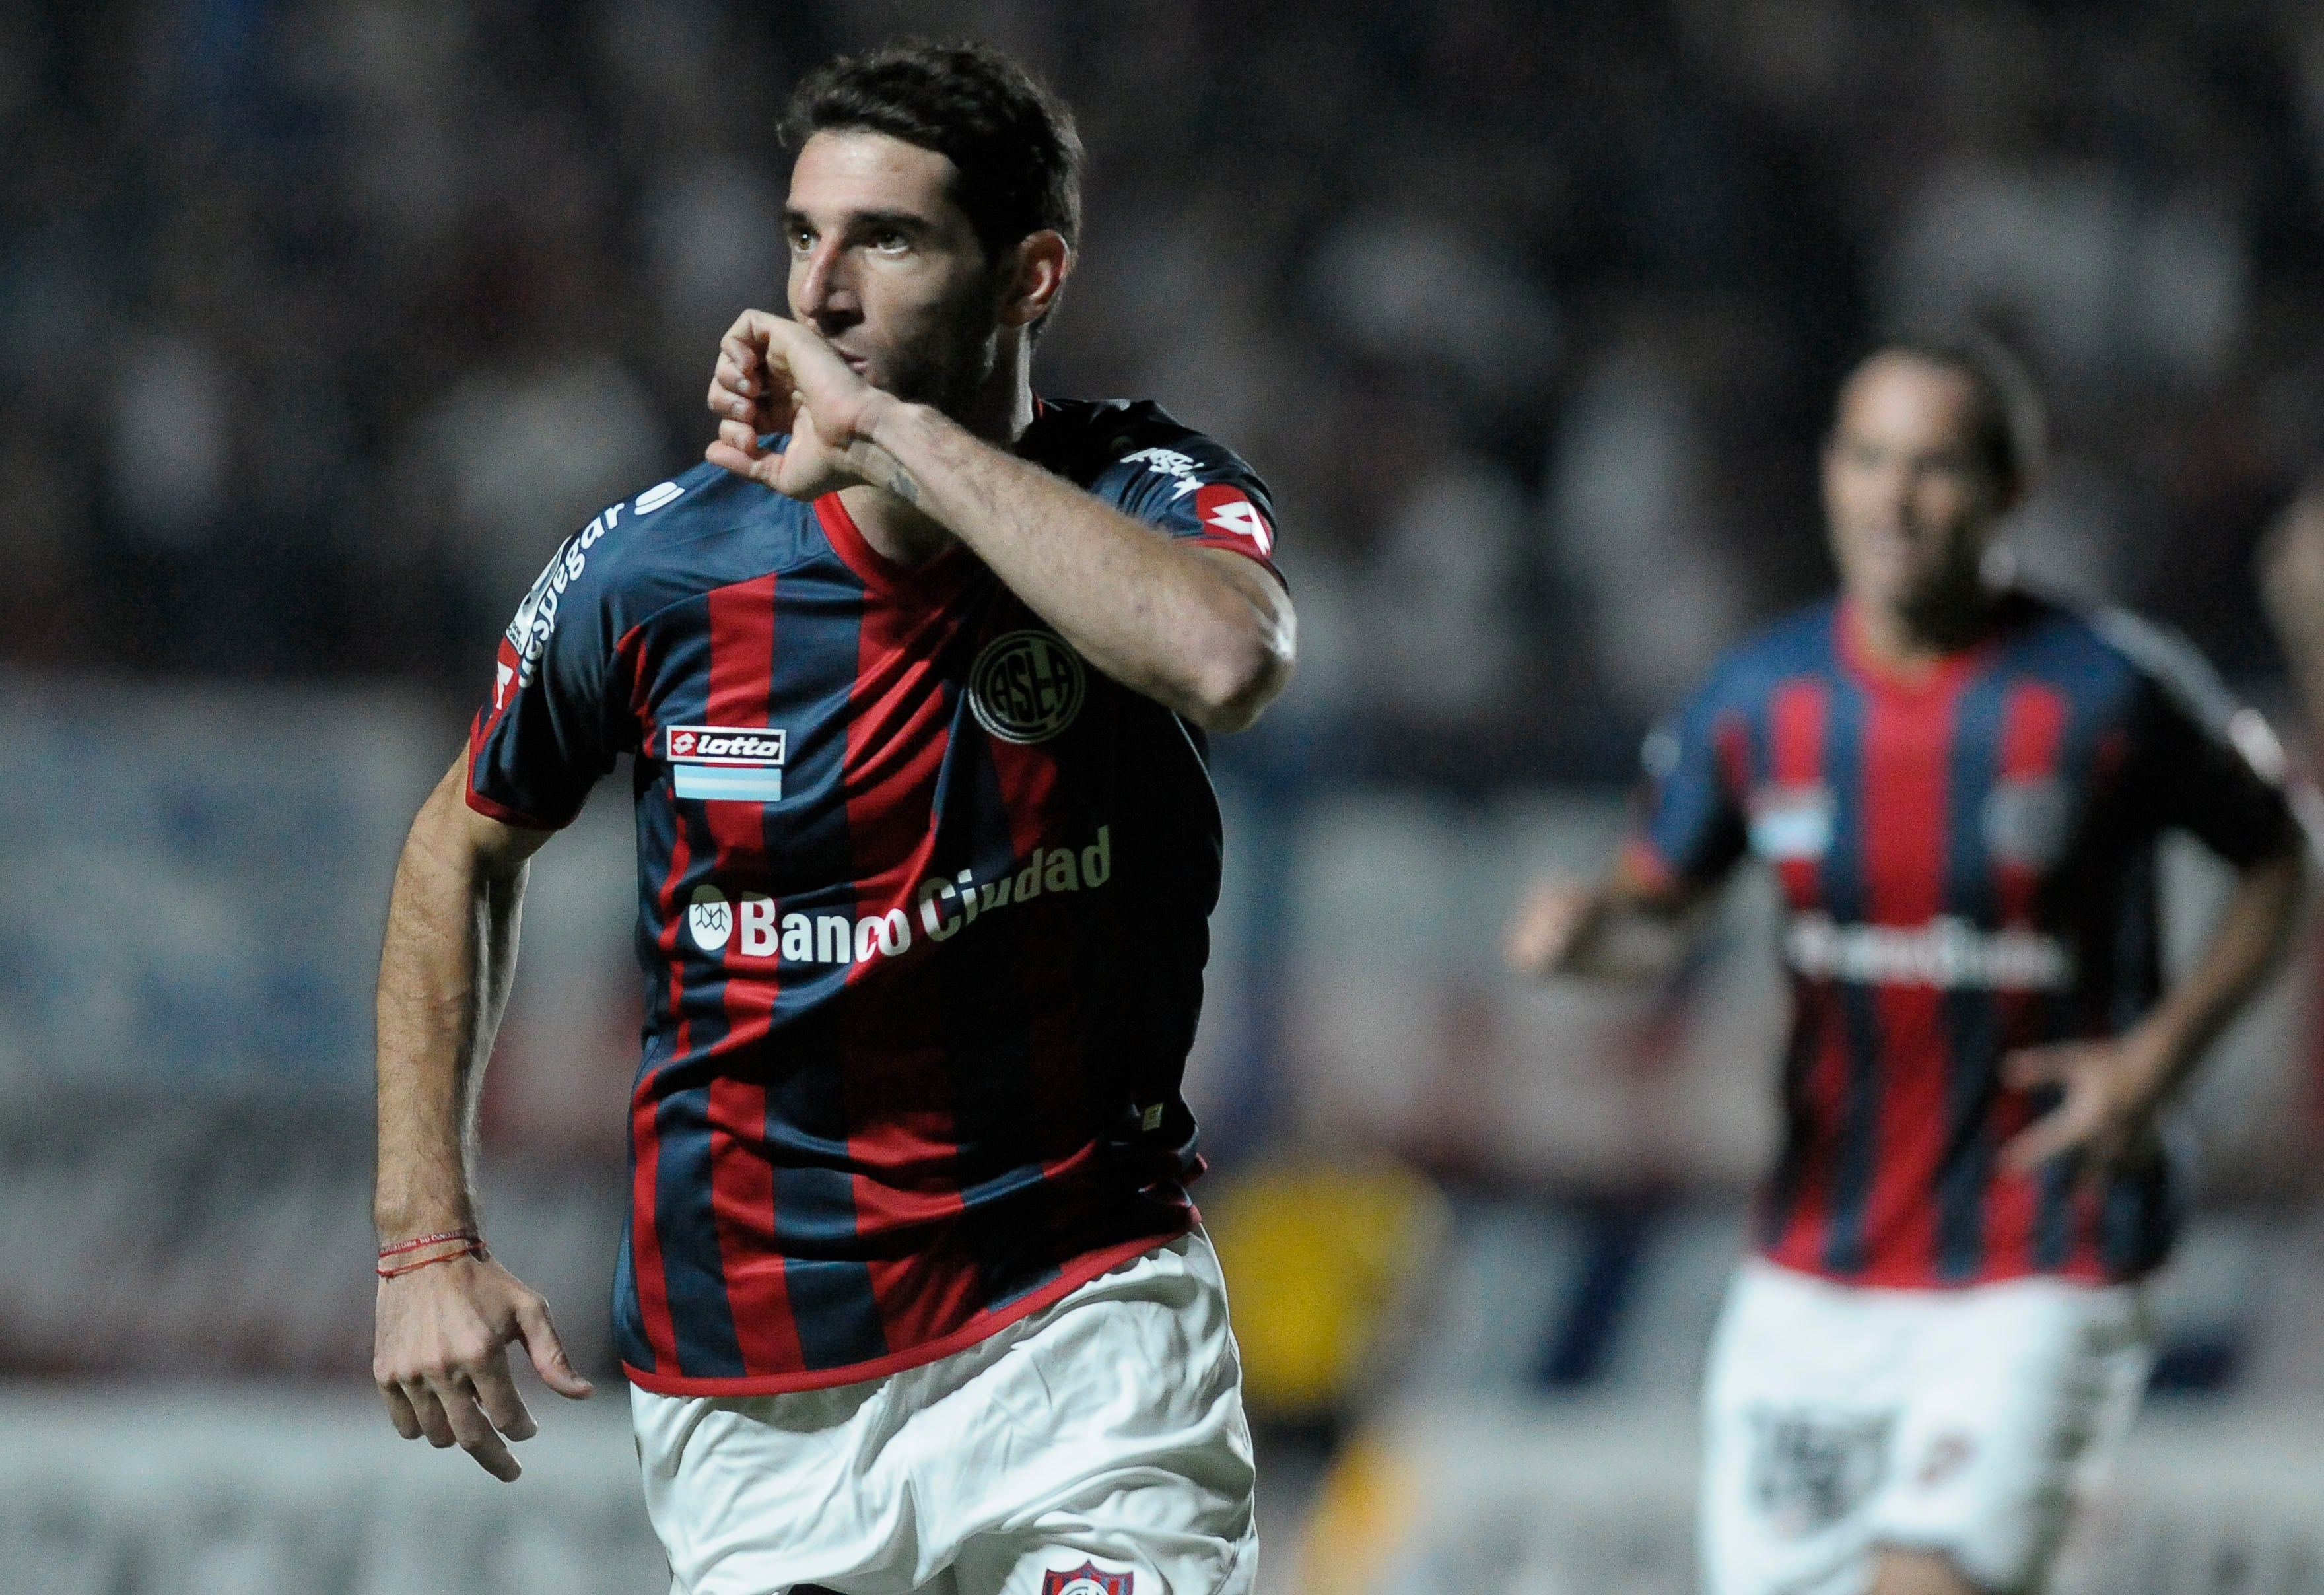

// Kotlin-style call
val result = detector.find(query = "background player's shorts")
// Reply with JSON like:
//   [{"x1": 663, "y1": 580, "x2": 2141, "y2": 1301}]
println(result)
[
  {"x1": 1701, "y1": 1258, "x2": 2152, "y2": 1595},
  {"x1": 631, "y1": 1230, "x2": 1255, "y2": 1595}
]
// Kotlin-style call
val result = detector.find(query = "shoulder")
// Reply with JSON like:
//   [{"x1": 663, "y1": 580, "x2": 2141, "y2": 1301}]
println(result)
[
  {"x1": 1024, "y1": 397, "x2": 1272, "y2": 506},
  {"x1": 515, "y1": 457, "x2": 821, "y2": 628},
  {"x1": 2014, "y1": 594, "x2": 2235, "y2": 722},
  {"x1": 1695, "y1": 599, "x2": 1841, "y2": 710}
]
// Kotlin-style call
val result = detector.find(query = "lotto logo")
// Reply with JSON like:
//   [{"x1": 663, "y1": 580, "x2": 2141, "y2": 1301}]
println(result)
[
  {"x1": 666, "y1": 726, "x2": 786, "y2": 764},
  {"x1": 1194, "y1": 483, "x2": 1272, "y2": 555}
]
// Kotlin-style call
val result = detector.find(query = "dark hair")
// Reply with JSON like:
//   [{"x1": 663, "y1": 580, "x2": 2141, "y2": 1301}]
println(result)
[
  {"x1": 1839, "y1": 333, "x2": 2047, "y2": 497},
  {"x1": 779, "y1": 40, "x2": 1083, "y2": 261}
]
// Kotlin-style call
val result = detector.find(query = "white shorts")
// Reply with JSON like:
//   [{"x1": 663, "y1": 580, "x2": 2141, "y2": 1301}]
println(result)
[
  {"x1": 631, "y1": 1231, "x2": 1256, "y2": 1595},
  {"x1": 1701, "y1": 1259, "x2": 2152, "y2": 1595}
]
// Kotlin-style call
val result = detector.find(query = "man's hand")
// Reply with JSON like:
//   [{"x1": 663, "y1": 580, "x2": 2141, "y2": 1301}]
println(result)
[
  {"x1": 1505, "y1": 878, "x2": 1606, "y2": 978},
  {"x1": 1997, "y1": 1029, "x2": 2174, "y2": 1182},
  {"x1": 2259, "y1": 485, "x2": 2324, "y2": 665},
  {"x1": 705, "y1": 310, "x2": 895, "y2": 501},
  {"x1": 374, "y1": 1252, "x2": 594, "y2": 1482}
]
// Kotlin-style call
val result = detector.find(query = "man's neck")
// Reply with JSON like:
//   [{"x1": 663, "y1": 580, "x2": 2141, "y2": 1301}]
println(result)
[
  {"x1": 840, "y1": 356, "x2": 1035, "y2": 572},
  {"x1": 1851, "y1": 580, "x2": 2002, "y2": 679}
]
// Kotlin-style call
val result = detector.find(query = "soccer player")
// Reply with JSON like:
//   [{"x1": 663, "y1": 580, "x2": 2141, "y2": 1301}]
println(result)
[
  {"x1": 371, "y1": 42, "x2": 1293, "y2": 1595},
  {"x1": 1507, "y1": 339, "x2": 2305, "y2": 1595}
]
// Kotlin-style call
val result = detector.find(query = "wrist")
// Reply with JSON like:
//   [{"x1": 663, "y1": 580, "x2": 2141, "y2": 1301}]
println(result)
[{"x1": 2117, "y1": 1016, "x2": 2190, "y2": 1099}]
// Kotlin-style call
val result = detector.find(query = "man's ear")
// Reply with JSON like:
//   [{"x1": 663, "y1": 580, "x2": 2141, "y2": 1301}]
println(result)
[{"x1": 998, "y1": 230, "x2": 1072, "y2": 329}]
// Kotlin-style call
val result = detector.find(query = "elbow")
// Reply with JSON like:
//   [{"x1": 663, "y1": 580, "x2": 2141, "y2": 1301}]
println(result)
[{"x1": 1182, "y1": 623, "x2": 1295, "y2": 735}]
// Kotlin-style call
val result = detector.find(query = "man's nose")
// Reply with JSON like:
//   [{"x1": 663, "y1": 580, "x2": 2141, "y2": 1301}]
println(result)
[{"x1": 792, "y1": 241, "x2": 858, "y2": 331}]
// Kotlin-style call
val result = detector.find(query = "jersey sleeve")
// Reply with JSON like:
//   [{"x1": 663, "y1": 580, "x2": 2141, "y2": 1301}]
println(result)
[
  {"x1": 466, "y1": 514, "x2": 636, "y2": 830},
  {"x1": 1102, "y1": 429, "x2": 1285, "y2": 586},
  {"x1": 1624, "y1": 667, "x2": 1752, "y2": 891},
  {"x1": 2107, "y1": 620, "x2": 2300, "y2": 867}
]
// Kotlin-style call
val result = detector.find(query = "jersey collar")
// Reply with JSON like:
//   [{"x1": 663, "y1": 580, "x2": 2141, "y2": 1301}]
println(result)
[{"x1": 813, "y1": 491, "x2": 976, "y2": 603}]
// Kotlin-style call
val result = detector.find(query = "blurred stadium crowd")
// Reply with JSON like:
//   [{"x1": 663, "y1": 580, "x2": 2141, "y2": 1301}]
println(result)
[
  {"x1": 13, "y1": 1, "x2": 2324, "y2": 775},
  {"x1": 9, "y1": 3, "x2": 2324, "y2": 1589}
]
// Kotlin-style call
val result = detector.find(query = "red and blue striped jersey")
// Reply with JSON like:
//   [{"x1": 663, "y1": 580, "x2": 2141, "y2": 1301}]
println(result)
[
  {"x1": 465, "y1": 399, "x2": 1283, "y2": 1394},
  {"x1": 1628, "y1": 592, "x2": 2297, "y2": 1288}
]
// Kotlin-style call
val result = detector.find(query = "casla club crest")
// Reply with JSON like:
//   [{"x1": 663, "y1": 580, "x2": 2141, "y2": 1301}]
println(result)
[{"x1": 1040, "y1": 1563, "x2": 1133, "y2": 1595}]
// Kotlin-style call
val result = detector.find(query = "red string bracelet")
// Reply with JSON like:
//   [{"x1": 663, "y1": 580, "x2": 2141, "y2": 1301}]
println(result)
[
  {"x1": 378, "y1": 1227, "x2": 481, "y2": 1260},
  {"x1": 376, "y1": 1240, "x2": 490, "y2": 1280}
]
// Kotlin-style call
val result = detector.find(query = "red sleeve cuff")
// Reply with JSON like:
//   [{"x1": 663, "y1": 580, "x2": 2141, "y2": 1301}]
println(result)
[{"x1": 463, "y1": 784, "x2": 568, "y2": 832}]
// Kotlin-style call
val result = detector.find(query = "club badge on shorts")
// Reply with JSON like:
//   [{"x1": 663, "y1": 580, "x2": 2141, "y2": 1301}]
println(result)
[
  {"x1": 1746, "y1": 1406, "x2": 1892, "y2": 1538},
  {"x1": 1041, "y1": 1563, "x2": 1133, "y2": 1595}
]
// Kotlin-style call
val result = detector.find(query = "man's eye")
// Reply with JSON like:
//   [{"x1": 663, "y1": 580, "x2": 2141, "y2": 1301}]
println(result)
[
  {"x1": 872, "y1": 230, "x2": 908, "y2": 251},
  {"x1": 788, "y1": 229, "x2": 814, "y2": 252}
]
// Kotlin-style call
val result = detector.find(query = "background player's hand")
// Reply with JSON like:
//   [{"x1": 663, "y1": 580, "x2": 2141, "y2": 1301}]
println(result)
[
  {"x1": 1997, "y1": 1031, "x2": 2173, "y2": 1181},
  {"x1": 1504, "y1": 878, "x2": 1604, "y2": 978},
  {"x1": 705, "y1": 309, "x2": 892, "y2": 500},
  {"x1": 2259, "y1": 483, "x2": 2324, "y2": 663},
  {"x1": 373, "y1": 1252, "x2": 594, "y2": 1482}
]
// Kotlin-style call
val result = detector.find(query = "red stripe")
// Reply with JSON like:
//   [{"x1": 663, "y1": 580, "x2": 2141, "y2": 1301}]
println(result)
[
  {"x1": 836, "y1": 568, "x2": 971, "y2": 1352},
  {"x1": 1983, "y1": 683, "x2": 2068, "y2": 1279},
  {"x1": 697, "y1": 574, "x2": 803, "y2": 1373},
  {"x1": 1859, "y1": 679, "x2": 1960, "y2": 1282},
  {"x1": 1767, "y1": 683, "x2": 1826, "y2": 905}
]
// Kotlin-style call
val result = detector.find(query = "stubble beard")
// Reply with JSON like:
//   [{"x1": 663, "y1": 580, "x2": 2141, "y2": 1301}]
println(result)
[{"x1": 873, "y1": 287, "x2": 1006, "y2": 433}]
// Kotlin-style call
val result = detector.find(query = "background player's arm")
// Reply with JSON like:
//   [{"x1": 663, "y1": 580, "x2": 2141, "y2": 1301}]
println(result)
[
  {"x1": 2002, "y1": 838, "x2": 2306, "y2": 1176},
  {"x1": 706, "y1": 312, "x2": 1293, "y2": 733},
  {"x1": 2260, "y1": 481, "x2": 2324, "y2": 751},
  {"x1": 1504, "y1": 850, "x2": 1719, "y2": 982},
  {"x1": 372, "y1": 751, "x2": 593, "y2": 1483}
]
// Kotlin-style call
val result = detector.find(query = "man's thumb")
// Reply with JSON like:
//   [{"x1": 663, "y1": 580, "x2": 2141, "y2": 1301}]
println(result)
[{"x1": 514, "y1": 1297, "x2": 596, "y2": 1400}]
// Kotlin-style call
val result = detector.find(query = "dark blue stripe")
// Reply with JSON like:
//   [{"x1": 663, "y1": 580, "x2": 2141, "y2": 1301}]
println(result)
[
  {"x1": 2032, "y1": 1155, "x2": 2076, "y2": 1270},
  {"x1": 1818, "y1": 675, "x2": 1880, "y2": 1276},
  {"x1": 1935, "y1": 663, "x2": 2011, "y2": 1280},
  {"x1": 926, "y1": 701, "x2": 1058, "y2": 1312},
  {"x1": 640, "y1": 608, "x2": 749, "y2": 1378},
  {"x1": 757, "y1": 560, "x2": 885, "y2": 1371},
  {"x1": 652, "y1": 1086, "x2": 747, "y2": 1375}
]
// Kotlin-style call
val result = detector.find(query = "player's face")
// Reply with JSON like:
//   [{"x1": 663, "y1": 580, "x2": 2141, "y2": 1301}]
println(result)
[
  {"x1": 784, "y1": 129, "x2": 1011, "y2": 417},
  {"x1": 1823, "y1": 356, "x2": 2005, "y2": 621}
]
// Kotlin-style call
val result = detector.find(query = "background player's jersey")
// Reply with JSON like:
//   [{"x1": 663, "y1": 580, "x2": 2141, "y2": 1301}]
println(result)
[
  {"x1": 466, "y1": 399, "x2": 1283, "y2": 1395},
  {"x1": 1629, "y1": 592, "x2": 2297, "y2": 1287}
]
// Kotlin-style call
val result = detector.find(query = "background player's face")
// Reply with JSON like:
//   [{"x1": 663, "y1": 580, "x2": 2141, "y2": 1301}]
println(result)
[
  {"x1": 784, "y1": 129, "x2": 1013, "y2": 417},
  {"x1": 1822, "y1": 355, "x2": 2005, "y2": 625}
]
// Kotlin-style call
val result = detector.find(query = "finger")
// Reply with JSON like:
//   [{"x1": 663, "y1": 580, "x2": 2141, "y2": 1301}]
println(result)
[
  {"x1": 513, "y1": 1294, "x2": 597, "y2": 1400},
  {"x1": 718, "y1": 416, "x2": 766, "y2": 454},
  {"x1": 404, "y1": 1380, "x2": 458, "y2": 1449},
  {"x1": 720, "y1": 312, "x2": 784, "y2": 369},
  {"x1": 711, "y1": 350, "x2": 763, "y2": 407},
  {"x1": 1999, "y1": 1105, "x2": 2094, "y2": 1174},
  {"x1": 467, "y1": 1347, "x2": 541, "y2": 1440},
  {"x1": 2002, "y1": 1046, "x2": 2076, "y2": 1089},
  {"x1": 440, "y1": 1377, "x2": 522, "y2": 1481},
  {"x1": 708, "y1": 374, "x2": 755, "y2": 423},
  {"x1": 378, "y1": 1378, "x2": 423, "y2": 1441}
]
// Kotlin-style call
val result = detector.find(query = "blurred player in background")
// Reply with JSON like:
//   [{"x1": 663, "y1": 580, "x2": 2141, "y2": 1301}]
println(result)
[
  {"x1": 2261, "y1": 480, "x2": 2324, "y2": 753},
  {"x1": 371, "y1": 40, "x2": 1293, "y2": 1595},
  {"x1": 1508, "y1": 338, "x2": 2305, "y2": 1595}
]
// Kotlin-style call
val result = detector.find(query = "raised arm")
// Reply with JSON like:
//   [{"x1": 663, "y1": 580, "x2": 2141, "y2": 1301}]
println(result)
[
  {"x1": 1505, "y1": 848, "x2": 1719, "y2": 983},
  {"x1": 372, "y1": 750, "x2": 592, "y2": 1482},
  {"x1": 704, "y1": 310, "x2": 1295, "y2": 733}
]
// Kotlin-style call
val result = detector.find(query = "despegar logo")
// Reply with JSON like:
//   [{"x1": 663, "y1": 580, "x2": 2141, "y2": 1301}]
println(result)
[{"x1": 969, "y1": 630, "x2": 1087, "y2": 745}]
